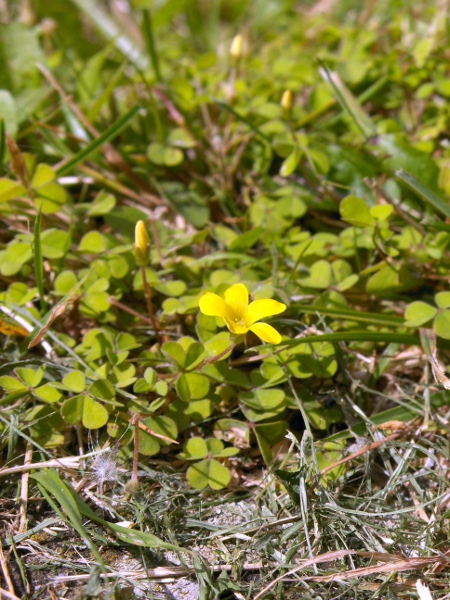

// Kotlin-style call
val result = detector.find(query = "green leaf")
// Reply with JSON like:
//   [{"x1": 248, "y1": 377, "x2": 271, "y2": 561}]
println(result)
[
  {"x1": 88, "y1": 379, "x2": 115, "y2": 400},
  {"x1": 204, "y1": 332, "x2": 233, "y2": 359},
  {"x1": 180, "y1": 437, "x2": 208, "y2": 459},
  {"x1": 161, "y1": 341, "x2": 185, "y2": 368},
  {"x1": 184, "y1": 342, "x2": 206, "y2": 370},
  {"x1": 254, "y1": 421, "x2": 288, "y2": 464},
  {"x1": 40, "y1": 229, "x2": 71, "y2": 259},
  {"x1": 404, "y1": 301, "x2": 437, "y2": 327},
  {"x1": 340, "y1": 196, "x2": 375, "y2": 227},
  {"x1": 0, "y1": 90, "x2": 17, "y2": 136},
  {"x1": 16, "y1": 367, "x2": 44, "y2": 387},
  {"x1": 229, "y1": 227, "x2": 263, "y2": 252},
  {"x1": 435, "y1": 292, "x2": 450, "y2": 309},
  {"x1": 82, "y1": 395, "x2": 109, "y2": 429},
  {"x1": 0, "y1": 178, "x2": 27, "y2": 203},
  {"x1": 35, "y1": 182, "x2": 67, "y2": 214},
  {"x1": 86, "y1": 191, "x2": 116, "y2": 216},
  {"x1": 31, "y1": 163, "x2": 55, "y2": 187},
  {"x1": 54, "y1": 271, "x2": 78, "y2": 295},
  {"x1": 78, "y1": 231, "x2": 107, "y2": 254},
  {"x1": 142, "y1": 416, "x2": 177, "y2": 447},
  {"x1": 302, "y1": 260, "x2": 332, "y2": 289},
  {"x1": 162, "y1": 182, "x2": 210, "y2": 228},
  {"x1": 279, "y1": 148, "x2": 302, "y2": 177},
  {"x1": 433, "y1": 310, "x2": 450, "y2": 340},
  {"x1": 176, "y1": 372, "x2": 210, "y2": 401},
  {"x1": 370, "y1": 204, "x2": 393, "y2": 222},
  {"x1": 63, "y1": 371, "x2": 86, "y2": 393},
  {"x1": 34, "y1": 384, "x2": 63, "y2": 403},
  {"x1": 187, "y1": 458, "x2": 231, "y2": 490},
  {"x1": 0, "y1": 376, "x2": 27, "y2": 392},
  {"x1": 61, "y1": 395, "x2": 84, "y2": 425},
  {"x1": 366, "y1": 266, "x2": 399, "y2": 295}
]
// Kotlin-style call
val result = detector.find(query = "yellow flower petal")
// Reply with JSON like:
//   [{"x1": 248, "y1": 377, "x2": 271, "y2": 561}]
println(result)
[
  {"x1": 225, "y1": 319, "x2": 249, "y2": 335},
  {"x1": 249, "y1": 322, "x2": 282, "y2": 344},
  {"x1": 199, "y1": 293, "x2": 233, "y2": 320},
  {"x1": 246, "y1": 299, "x2": 286, "y2": 326},
  {"x1": 134, "y1": 220, "x2": 151, "y2": 266},
  {"x1": 224, "y1": 283, "x2": 248, "y2": 320}
]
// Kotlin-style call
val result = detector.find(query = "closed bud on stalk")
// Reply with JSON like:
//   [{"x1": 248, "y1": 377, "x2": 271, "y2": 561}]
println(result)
[
  {"x1": 230, "y1": 34, "x2": 243, "y2": 63},
  {"x1": 134, "y1": 220, "x2": 151, "y2": 267},
  {"x1": 281, "y1": 89, "x2": 293, "y2": 116}
]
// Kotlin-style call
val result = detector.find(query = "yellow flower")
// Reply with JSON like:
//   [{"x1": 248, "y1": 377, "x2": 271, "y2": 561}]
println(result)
[
  {"x1": 134, "y1": 220, "x2": 151, "y2": 267},
  {"x1": 230, "y1": 34, "x2": 244, "y2": 63},
  {"x1": 199, "y1": 283, "x2": 286, "y2": 344}
]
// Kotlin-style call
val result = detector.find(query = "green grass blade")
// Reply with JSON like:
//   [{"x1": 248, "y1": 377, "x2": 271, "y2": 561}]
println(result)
[
  {"x1": 33, "y1": 202, "x2": 46, "y2": 313},
  {"x1": 284, "y1": 331, "x2": 419, "y2": 347},
  {"x1": 296, "y1": 305, "x2": 404, "y2": 328},
  {"x1": 48, "y1": 470, "x2": 188, "y2": 552},
  {"x1": 395, "y1": 168, "x2": 450, "y2": 220},
  {"x1": 69, "y1": 0, "x2": 148, "y2": 69},
  {"x1": 142, "y1": 9, "x2": 162, "y2": 82},
  {"x1": 214, "y1": 100, "x2": 271, "y2": 142},
  {"x1": 324, "y1": 391, "x2": 449, "y2": 443},
  {"x1": 319, "y1": 61, "x2": 376, "y2": 139},
  {"x1": 56, "y1": 104, "x2": 141, "y2": 176},
  {"x1": 30, "y1": 469, "x2": 106, "y2": 570}
]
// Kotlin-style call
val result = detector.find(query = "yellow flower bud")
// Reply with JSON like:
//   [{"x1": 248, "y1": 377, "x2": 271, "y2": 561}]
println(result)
[
  {"x1": 281, "y1": 89, "x2": 293, "y2": 115},
  {"x1": 134, "y1": 220, "x2": 151, "y2": 267},
  {"x1": 230, "y1": 34, "x2": 243, "y2": 63}
]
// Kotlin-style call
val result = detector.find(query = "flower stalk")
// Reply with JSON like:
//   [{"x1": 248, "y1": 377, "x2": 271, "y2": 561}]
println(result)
[{"x1": 134, "y1": 220, "x2": 162, "y2": 345}]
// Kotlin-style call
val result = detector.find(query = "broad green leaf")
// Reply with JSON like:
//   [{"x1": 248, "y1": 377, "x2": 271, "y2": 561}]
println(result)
[
  {"x1": 340, "y1": 196, "x2": 375, "y2": 227},
  {"x1": 86, "y1": 191, "x2": 116, "y2": 216},
  {"x1": 16, "y1": 367, "x2": 43, "y2": 387},
  {"x1": 404, "y1": 301, "x2": 437, "y2": 327},
  {"x1": 187, "y1": 458, "x2": 231, "y2": 490},
  {"x1": 0, "y1": 178, "x2": 26, "y2": 203},
  {"x1": 63, "y1": 371, "x2": 86, "y2": 393},
  {"x1": 31, "y1": 164, "x2": 55, "y2": 187},
  {"x1": 302, "y1": 260, "x2": 332, "y2": 289},
  {"x1": 435, "y1": 292, "x2": 450, "y2": 309},
  {"x1": 204, "y1": 332, "x2": 233, "y2": 359},
  {"x1": 366, "y1": 266, "x2": 399, "y2": 295},
  {"x1": 34, "y1": 384, "x2": 63, "y2": 403},
  {"x1": 40, "y1": 229, "x2": 71, "y2": 259},
  {"x1": 142, "y1": 416, "x2": 177, "y2": 447},
  {"x1": 61, "y1": 395, "x2": 84, "y2": 425},
  {"x1": 82, "y1": 395, "x2": 109, "y2": 429},
  {"x1": 433, "y1": 310, "x2": 450, "y2": 340},
  {"x1": 0, "y1": 376, "x2": 27, "y2": 392},
  {"x1": 78, "y1": 231, "x2": 107, "y2": 254},
  {"x1": 176, "y1": 372, "x2": 210, "y2": 401},
  {"x1": 88, "y1": 379, "x2": 115, "y2": 400},
  {"x1": 54, "y1": 271, "x2": 78, "y2": 295},
  {"x1": 161, "y1": 341, "x2": 185, "y2": 367},
  {"x1": 180, "y1": 437, "x2": 208, "y2": 459},
  {"x1": 279, "y1": 148, "x2": 302, "y2": 177},
  {"x1": 370, "y1": 204, "x2": 393, "y2": 222}
]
